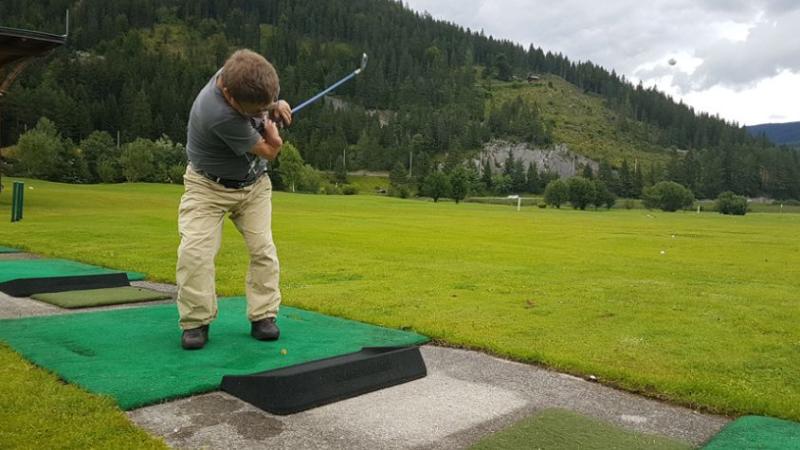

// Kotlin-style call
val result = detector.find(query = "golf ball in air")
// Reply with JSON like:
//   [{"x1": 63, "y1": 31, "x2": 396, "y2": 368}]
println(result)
[{"x1": 660, "y1": 250, "x2": 666, "y2": 255}]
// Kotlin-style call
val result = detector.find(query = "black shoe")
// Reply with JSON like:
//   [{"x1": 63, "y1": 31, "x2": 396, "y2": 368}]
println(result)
[
  {"x1": 251, "y1": 317, "x2": 280, "y2": 341},
  {"x1": 181, "y1": 325, "x2": 209, "y2": 350}
]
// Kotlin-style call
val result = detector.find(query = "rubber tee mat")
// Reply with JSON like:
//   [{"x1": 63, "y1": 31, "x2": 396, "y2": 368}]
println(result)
[
  {"x1": 0, "y1": 258, "x2": 145, "y2": 283},
  {"x1": 0, "y1": 297, "x2": 428, "y2": 410},
  {"x1": 31, "y1": 286, "x2": 171, "y2": 308}
]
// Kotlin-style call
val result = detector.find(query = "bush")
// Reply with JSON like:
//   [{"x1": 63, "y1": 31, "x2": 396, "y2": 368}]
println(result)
[
  {"x1": 167, "y1": 164, "x2": 186, "y2": 184},
  {"x1": 16, "y1": 117, "x2": 63, "y2": 180},
  {"x1": 642, "y1": 181, "x2": 694, "y2": 212},
  {"x1": 387, "y1": 185, "x2": 410, "y2": 198},
  {"x1": 119, "y1": 138, "x2": 157, "y2": 182},
  {"x1": 593, "y1": 180, "x2": 616, "y2": 209},
  {"x1": 566, "y1": 176, "x2": 595, "y2": 210},
  {"x1": 342, "y1": 185, "x2": 359, "y2": 195},
  {"x1": 543, "y1": 179, "x2": 569, "y2": 208},
  {"x1": 297, "y1": 164, "x2": 323, "y2": 193},
  {"x1": 321, "y1": 183, "x2": 342, "y2": 195},
  {"x1": 97, "y1": 157, "x2": 122, "y2": 183},
  {"x1": 623, "y1": 199, "x2": 636, "y2": 209},
  {"x1": 716, "y1": 191, "x2": 748, "y2": 215}
]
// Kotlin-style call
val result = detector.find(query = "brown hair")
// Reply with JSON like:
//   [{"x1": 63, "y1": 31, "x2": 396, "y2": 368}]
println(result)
[{"x1": 221, "y1": 49, "x2": 279, "y2": 105}]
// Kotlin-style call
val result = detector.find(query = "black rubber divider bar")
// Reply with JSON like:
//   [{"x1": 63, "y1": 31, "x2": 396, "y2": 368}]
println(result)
[
  {"x1": 0, "y1": 273, "x2": 130, "y2": 297},
  {"x1": 221, "y1": 346, "x2": 427, "y2": 415}
]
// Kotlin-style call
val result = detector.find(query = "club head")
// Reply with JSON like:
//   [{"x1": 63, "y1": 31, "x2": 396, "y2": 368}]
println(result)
[{"x1": 354, "y1": 53, "x2": 368, "y2": 74}]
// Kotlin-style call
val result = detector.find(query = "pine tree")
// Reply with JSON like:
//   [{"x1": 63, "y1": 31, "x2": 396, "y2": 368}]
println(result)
[
  {"x1": 619, "y1": 159, "x2": 633, "y2": 198},
  {"x1": 526, "y1": 162, "x2": 541, "y2": 193}
]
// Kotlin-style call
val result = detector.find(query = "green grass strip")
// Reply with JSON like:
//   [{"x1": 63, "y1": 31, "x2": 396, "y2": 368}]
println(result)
[
  {"x1": 0, "y1": 246, "x2": 19, "y2": 253},
  {"x1": 702, "y1": 416, "x2": 800, "y2": 449},
  {"x1": 0, "y1": 343, "x2": 167, "y2": 449},
  {"x1": 471, "y1": 409, "x2": 692, "y2": 450},
  {"x1": 31, "y1": 286, "x2": 171, "y2": 308},
  {"x1": 0, "y1": 258, "x2": 145, "y2": 283},
  {"x1": 0, "y1": 297, "x2": 428, "y2": 410}
]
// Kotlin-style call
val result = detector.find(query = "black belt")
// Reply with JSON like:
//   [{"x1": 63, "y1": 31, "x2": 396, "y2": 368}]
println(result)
[{"x1": 194, "y1": 168, "x2": 264, "y2": 189}]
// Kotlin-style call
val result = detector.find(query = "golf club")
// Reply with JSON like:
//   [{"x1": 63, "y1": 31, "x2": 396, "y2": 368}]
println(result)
[
  {"x1": 247, "y1": 53, "x2": 368, "y2": 176},
  {"x1": 292, "y1": 52, "x2": 368, "y2": 116}
]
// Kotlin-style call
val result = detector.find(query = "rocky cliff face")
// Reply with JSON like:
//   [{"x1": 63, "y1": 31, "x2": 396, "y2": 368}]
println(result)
[{"x1": 477, "y1": 140, "x2": 598, "y2": 178}]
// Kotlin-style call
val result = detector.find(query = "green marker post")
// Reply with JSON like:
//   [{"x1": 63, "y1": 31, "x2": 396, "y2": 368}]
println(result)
[{"x1": 11, "y1": 181, "x2": 23, "y2": 222}]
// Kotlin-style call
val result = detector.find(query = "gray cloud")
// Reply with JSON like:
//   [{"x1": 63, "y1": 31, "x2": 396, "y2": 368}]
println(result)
[
  {"x1": 403, "y1": 0, "x2": 800, "y2": 89},
  {"x1": 686, "y1": 8, "x2": 800, "y2": 91}
]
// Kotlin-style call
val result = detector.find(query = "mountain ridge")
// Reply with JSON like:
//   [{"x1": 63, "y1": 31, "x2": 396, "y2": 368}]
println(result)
[{"x1": 746, "y1": 121, "x2": 800, "y2": 146}]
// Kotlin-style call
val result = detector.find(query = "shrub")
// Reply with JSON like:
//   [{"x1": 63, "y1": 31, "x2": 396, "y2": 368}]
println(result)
[
  {"x1": 593, "y1": 180, "x2": 616, "y2": 209},
  {"x1": 543, "y1": 179, "x2": 569, "y2": 208},
  {"x1": 321, "y1": 183, "x2": 342, "y2": 195},
  {"x1": 97, "y1": 158, "x2": 122, "y2": 183},
  {"x1": 642, "y1": 181, "x2": 694, "y2": 212},
  {"x1": 16, "y1": 117, "x2": 63, "y2": 180},
  {"x1": 716, "y1": 191, "x2": 748, "y2": 215},
  {"x1": 297, "y1": 164, "x2": 323, "y2": 193},
  {"x1": 566, "y1": 176, "x2": 595, "y2": 210},
  {"x1": 342, "y1": 185, "x2": 359, "y2": 195},
  {"x1": 623, "y1": 199, "x2": 636, "y2": 209},
  {"x1": 119, "y1": 138, "x2": 157, "y2": 182},
  {"x1": 167, "y1": 164, "x2": 186, "y2": 184}
]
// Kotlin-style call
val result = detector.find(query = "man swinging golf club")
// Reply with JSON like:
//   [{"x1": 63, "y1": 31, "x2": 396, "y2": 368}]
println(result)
[{"x1": 177, "y1": 49, "x2": 291, "y2": 350}]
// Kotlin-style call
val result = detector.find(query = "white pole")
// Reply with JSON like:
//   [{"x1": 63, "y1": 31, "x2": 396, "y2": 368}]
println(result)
[{"x1": 517, "y1": 197, "x2": 521, "y2": 212}]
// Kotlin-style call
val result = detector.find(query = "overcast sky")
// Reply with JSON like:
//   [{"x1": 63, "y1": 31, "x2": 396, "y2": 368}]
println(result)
[{"x1": 402, "y1": 0, "x2": 800, "y2": 126}]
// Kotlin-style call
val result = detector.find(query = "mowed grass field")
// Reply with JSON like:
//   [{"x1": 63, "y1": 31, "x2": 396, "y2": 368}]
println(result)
[{"x1": 1, "y1": 177, "x2": 799, "y2": 423}]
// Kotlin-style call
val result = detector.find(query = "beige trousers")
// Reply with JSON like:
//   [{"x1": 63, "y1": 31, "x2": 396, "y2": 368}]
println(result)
[{"x1": 176, "y1": 166, "x2": 281, "y2": 330}]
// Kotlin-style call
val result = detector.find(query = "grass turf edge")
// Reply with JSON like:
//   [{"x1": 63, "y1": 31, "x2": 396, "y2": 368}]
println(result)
[
  {"x1": 0, "y1": 343, "x2": 167, "y2": 449},
  {"x1": 469, "y1": 408, "x2": 692, "y2": 450}
]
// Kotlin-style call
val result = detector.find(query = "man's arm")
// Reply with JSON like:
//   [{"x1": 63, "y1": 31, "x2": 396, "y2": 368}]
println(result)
[
  {"x1": 249, "y1": 118, "x2": 282, "y2": 161},
  {"x1": 250, "y1": 101, "x2": 292, "y2": 161}
]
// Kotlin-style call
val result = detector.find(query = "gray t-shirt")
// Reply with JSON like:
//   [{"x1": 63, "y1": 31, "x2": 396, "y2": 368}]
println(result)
[{"x1": 186, "y1": 69, "x2": 266, "y2": 180}]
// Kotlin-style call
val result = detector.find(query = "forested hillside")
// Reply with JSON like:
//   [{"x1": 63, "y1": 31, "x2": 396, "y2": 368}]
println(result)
[
  {"x1": 747, "y1": 122, "x2": 800, "y2": 147},
  {"x1": 1, "y1": 0, "x2": 798, "y2": 199}
]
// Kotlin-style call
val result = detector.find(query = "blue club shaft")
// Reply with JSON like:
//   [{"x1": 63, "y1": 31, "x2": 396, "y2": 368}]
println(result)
[{"x1": 292, "y1": 69, "x2": 360, "y2": 115}]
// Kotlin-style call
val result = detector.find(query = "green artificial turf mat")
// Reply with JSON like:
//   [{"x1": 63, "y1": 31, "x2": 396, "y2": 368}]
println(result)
[
  {"x1": 0, "y1": 246, "x2": 20, "y2": 253},
  {"x1": 470, "y1": 409, "x2": 692, "y2": 450},
  {"x1": 0, "y1": 258, "x2": 145, "y2": 283},
  {"x1": 0, "y1": 297, "x2": 428, "y2": 410},
  {"x1": 31, "y1": 286, "x2": 171, "y2": 308},
  {"x1": 702, "y1": 416, "x2": 800, "y2": 449}
]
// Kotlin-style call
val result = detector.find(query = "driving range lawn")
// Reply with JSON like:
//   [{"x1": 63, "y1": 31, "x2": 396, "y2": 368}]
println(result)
[
  {"x1": 0, "y1": 343, "x2": 167, "y2": 448},
  {"x1": 1, "y1": 178, "x2": 799, "y2": 425}
]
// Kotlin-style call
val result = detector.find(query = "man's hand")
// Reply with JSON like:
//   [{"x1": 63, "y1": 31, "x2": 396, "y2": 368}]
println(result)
[
  {"x1": 248, "y1": 117, "x2": 282, "y2": 161},
  {"x1": 269, "y1": 100, "x2": 292, "y2": 127},
  {"x1": 262, "y1": 118, "x2": 283, "y2": 149}
]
